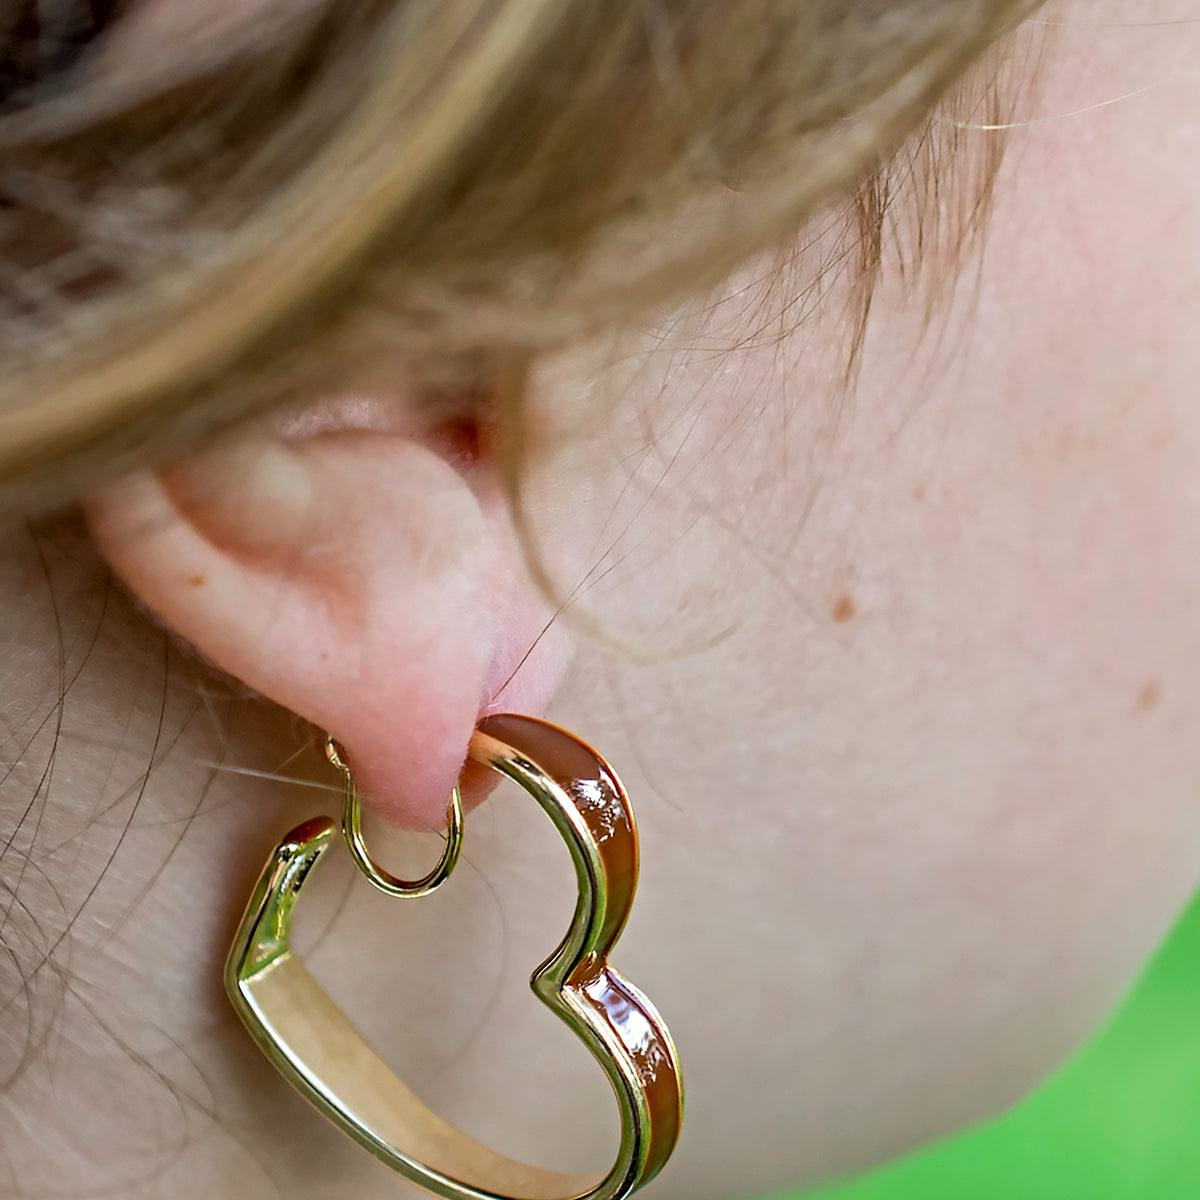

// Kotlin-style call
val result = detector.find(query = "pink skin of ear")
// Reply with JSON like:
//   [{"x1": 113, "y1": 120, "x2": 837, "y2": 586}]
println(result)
[{"x1": 85, "y1": 429, "x2": 572, "y2": 830}]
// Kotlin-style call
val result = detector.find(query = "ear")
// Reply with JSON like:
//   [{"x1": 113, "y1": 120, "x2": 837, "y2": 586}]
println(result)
[{"x1": 84, "y1": 416, "x2": 572, "y2": 829}]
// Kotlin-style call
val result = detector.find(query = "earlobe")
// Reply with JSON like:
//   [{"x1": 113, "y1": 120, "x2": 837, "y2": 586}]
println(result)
[{"x1": 84, "y1": 427, "x2": 572, "y2": 829}]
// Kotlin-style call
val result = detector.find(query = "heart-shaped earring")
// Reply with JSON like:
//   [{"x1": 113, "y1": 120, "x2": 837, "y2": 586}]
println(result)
[{"x1": 225, "y1": 714, "x2": 684, "y2": 1200}]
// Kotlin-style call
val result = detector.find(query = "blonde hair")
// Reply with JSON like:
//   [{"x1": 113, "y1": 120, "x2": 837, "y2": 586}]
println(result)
[{"x1": 0, "y1": 0, "x2": 1040, "y2": 507}]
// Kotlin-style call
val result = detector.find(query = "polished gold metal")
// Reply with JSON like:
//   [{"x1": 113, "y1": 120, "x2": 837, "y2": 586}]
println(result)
[
  {"x1": 326, "y1": 736, "x2": 464, "y2": 899},
  {"x1": 226, "y1": 716, "x2": 683, "y2": 1200}
]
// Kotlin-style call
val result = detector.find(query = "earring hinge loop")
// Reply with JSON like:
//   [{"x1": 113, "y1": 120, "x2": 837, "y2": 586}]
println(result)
[{"x1": 325, "y1": 736, "x2": 464, "y2": 899}]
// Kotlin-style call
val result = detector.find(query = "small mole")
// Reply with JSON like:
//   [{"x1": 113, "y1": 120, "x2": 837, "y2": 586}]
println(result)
[
  {"x1": 1136, "y1": 681, "x2": 1162, "y2": 714},
  {"x1": 912, "y1": 483, "x2": 926, "y2": 502},
  {"x1": 831, "y1": 595, "x2": 856, "y2": 624},
  {"x1": 188, "y1": 575, "x2": 205, "y2": 587},
  {"x1": 320, "y1": 652, "x2": 329, "y2": 662}
]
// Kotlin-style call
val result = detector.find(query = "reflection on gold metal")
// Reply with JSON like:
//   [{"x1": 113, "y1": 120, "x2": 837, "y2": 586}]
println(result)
[
  {"x1": 226, "y1": 716, "x2": 684, "y2": 1200},
  {"x1": 326, "y1": 736, "x2": 464, "y2": 899}
]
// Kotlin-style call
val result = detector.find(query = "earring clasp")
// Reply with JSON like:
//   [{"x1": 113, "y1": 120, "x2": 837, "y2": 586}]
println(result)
[{"x1": 325, "y1": 736, "x2": 464, "y2": 899}]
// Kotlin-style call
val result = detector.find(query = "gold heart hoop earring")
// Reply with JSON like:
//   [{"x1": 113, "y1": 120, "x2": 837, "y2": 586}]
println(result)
[{"x1": 225, "y1": 714, "x2": 684, "y2": 1200}]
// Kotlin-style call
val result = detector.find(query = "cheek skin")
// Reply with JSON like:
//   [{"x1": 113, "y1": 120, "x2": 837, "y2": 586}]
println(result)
[{"x1": 521, "y1": 4, "x2": 1200, "y2": 1192}]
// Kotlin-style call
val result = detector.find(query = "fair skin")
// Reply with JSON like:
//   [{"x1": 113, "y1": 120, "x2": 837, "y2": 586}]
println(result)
[{"x1": 1, "y1": 2, "x2": 1198, "y2": 1197}]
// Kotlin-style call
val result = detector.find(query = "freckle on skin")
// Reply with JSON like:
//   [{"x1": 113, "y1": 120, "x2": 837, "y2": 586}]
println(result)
[
  {"x1": 188, "y1": 575, "x2": 205, "y2": 587},
  {"x1": 912, "y1": 483, "x2": 926, "y2": 501},
  {"x1": 831, "y1": 595, "x2": 856, "y2": 624},
  {"x1": 1136, "y1": 681, "x2": 1162, "y2": 713}
]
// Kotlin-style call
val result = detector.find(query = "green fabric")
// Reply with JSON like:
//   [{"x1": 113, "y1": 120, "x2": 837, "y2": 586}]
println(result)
[{"x1": 789, "y1": 888, "x2": 1200, "y2": 1200}]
